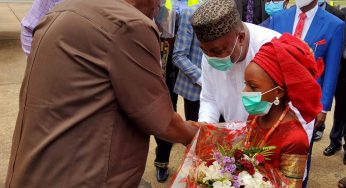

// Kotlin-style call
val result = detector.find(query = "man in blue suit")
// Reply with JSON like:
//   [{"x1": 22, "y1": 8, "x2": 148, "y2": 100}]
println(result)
[
  {"x1": 319, "y1": 0, "x2": 346, "y2": 165},
  {"x1": 267, "y1": 0, "x2": 345, "y2": 186}
]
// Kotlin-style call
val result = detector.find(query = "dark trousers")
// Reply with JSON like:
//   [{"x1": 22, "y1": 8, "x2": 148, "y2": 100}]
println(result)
[
  {"x1": 302, "y1": 137, "x2": 314, "y2": 188},
  {"x1": 303, "y1": 85, "x2": 345, "y2": 187},
  {"x1": 329, "y1": 76, "x2": 346, "y2": 151},
  {"x1": 154, "y1": 43, "x2": 178, "y2": 167},
  {"x1": 154, "y1": 137, "x2": 174, "y2": 167},
  {"x1": 154, "y1": 97, "x2": 199, "y2": 166},
  {"x1": 154, "y1": 93, "x2": 177, "y2": 166},
  {"x1": 183, "y1": 98, "x2": 200, "y2": 121},
  {"x1": 154, "y1": 94, "x2": 176, "y2": 166}
]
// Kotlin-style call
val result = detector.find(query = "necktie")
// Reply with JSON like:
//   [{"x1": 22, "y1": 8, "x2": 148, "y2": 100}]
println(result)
[
  {"x1": 294, "y1": 12, "x2": 307, "y2": 39},
  {"x1": 246, "y1": 0, "x2": 254, "y2": 23}
]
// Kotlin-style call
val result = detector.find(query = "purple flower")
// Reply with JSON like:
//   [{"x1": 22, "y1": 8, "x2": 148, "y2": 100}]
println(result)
[
  {"x1": 213, "y1": 151, "x2": 223, "y2": 164},
  {"x1": 233, "y1": 181, "x2": 240, "y2": 188},
  {"x1": 230, "y1": 164, "x2": 236, "y2": 172},
  {"x1": 224, "y1": 164, "x2": 236, "y2": 173},
  {"x1": 223, "y1": 156, "x2": 236, "y2": 164},
  {"x1": 232, "y1": 175, "x2": 240, "y2": 188},
  {"x1": 224, "y1": 165, "x2": 232, "y2": 172},
  {"x1": 230, "y1": 157, "x2": 235, "y2": 164},
  {"x1": 223, "y1": 156, "x2": 231, "y2": 164}
]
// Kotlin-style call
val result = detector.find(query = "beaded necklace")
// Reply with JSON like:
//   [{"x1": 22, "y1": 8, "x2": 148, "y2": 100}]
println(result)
[{"x1": 244, "y1": 106, "x2": 290, "y2": 149}]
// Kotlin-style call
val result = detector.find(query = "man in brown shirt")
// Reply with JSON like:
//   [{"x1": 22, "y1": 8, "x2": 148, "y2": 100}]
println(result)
[{"x1": 5, "y1": 0, "x2": 198, "y2": 187}]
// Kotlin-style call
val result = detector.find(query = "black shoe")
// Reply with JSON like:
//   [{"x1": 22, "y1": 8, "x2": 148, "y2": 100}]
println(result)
[
  {"x1": 323, "y1": 144, "x2": 341, "y2": 156},
  {"x1": 313, "y1": 131, "x2": 323, "y2": 141},
  {"x1": 156, "y1": 167, "x2": 169, "y2": 183}
]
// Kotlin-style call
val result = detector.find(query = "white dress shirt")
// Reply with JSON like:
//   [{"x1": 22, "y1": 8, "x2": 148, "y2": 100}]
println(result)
[
  {"x1": 292, "y1": 4, "x2": 319, "y2": 40},
  {"x1": 198, "y1": 23, "x2": 281, "y2": 123}
]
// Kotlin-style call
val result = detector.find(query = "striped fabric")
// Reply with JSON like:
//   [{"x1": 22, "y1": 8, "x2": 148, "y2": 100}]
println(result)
[{"x1": 21, "y1": 0, "x2": 62, "y2": 55}]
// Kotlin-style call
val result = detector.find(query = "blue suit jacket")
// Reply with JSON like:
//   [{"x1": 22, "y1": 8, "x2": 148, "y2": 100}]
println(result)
[{"x1": 268, "y1": 6, "x2": 345, "y2": 111}]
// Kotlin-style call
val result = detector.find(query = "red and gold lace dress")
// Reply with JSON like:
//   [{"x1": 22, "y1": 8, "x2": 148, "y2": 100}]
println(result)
[{"x1": 248, "y1": 120, "x2": 309, "y2": 188}]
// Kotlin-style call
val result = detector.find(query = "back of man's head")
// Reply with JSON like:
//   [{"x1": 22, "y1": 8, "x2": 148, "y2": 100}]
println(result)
[{"x1": 126, "y1": 0, "x2": 160, "y2": 19}]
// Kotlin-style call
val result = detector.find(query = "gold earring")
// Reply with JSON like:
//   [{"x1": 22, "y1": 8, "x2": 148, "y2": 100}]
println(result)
[{"x1": 274, "y1": 97, "x2": 280, "y2": 105}]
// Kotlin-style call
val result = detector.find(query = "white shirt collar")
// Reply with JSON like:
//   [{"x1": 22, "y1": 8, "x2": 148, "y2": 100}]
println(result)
[{"x1": 296, "y1": 3, "x2": 319, "y2": 19}]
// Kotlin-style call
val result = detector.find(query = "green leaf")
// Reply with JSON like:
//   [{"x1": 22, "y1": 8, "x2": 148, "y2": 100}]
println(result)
[{"x1": 217, "y1": 144, "x2": 226, "y2": 156}]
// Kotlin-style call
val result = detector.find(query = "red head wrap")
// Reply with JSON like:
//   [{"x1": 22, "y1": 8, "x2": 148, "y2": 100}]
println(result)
[{"x1": 252, "y1": 33, "x2": 324, "y2": 123}]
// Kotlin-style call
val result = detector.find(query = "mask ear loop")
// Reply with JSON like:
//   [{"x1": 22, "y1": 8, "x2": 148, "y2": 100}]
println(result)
[
  {"x1": 263, "y1": 86, "x2": 283, "y2": 105},
  {"x1": 234, "y1": 45, "x2": 243, "y2": 64},
  {"x1": 229, "y1": 35, "x2": 239, "y2": 57},
  {"x1": 261, "y1": 86, "x2": 281, "y2": 96}
]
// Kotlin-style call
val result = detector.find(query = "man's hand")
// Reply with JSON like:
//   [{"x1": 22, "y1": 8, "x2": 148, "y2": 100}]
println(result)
[
  {"x1": 159, "y1": 113, "x2": 199, "y2": 146},
  {"x1": 187, "y1": 121, "x2": 207, "y2": 128},
  {"x1": 314, "y1": 112, "x2": 327, "y2": 131}
]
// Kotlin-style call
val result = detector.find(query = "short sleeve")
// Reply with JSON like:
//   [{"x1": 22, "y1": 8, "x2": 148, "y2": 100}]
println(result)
[
  {"x1": 281, "y1": 123, "x2": 309, "y2": 156},
  {"x1": 279, "y1": 121, "x2": 309, "y2": 185},
  {"x1": 106, "y1": 20, "x2": 174, "y2": 136}
]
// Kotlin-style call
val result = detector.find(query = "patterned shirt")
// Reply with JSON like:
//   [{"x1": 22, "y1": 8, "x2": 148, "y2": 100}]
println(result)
[
  {"x1": 172, "y1": 6, "x2": 203, "y2": 101},
  {"x1": 21, "y1": 0, "x2": 62, "y2": 55}
]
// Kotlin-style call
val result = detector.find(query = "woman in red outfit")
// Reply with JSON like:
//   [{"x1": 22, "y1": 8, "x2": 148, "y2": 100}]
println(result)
[{"x1": 242, "y1": 33, "x2": 324, "y2": 187}]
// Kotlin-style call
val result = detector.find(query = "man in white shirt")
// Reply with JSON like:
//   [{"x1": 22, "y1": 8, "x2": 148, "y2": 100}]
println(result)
[{"x1": 190, "y1": 0, "x2": 281, "y2": 123}]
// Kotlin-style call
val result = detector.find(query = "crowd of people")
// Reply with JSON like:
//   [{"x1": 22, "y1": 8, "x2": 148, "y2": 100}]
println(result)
[{"x1": 3, "y1": 0, "x2": 346, "y2": 187}]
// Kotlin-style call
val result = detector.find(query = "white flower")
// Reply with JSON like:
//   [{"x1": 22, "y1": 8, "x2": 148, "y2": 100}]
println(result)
[
  {"x1": 201, "y1": 161, "x2": 224, "y2": 182},
  {"x1": 242, "y1": 154, "x2": 252, "y2": 161},
  {"x1": 212, "y1": 180, "x2": 233, "y2": 188},
  {"x1": 238, "y1": 171, "x2": 273, "y2": 188}
]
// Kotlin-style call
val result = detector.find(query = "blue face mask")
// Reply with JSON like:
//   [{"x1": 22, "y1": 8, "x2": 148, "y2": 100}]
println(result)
[
  {"x1": 241, "y1": 87, "x2": 280, "y2": 116},
  {"x1": 205, "y1": 36, "x2": 242, "y2": 71},
  {"x1": 265, "y1": 1, "x2": 285, "y2": 16}
]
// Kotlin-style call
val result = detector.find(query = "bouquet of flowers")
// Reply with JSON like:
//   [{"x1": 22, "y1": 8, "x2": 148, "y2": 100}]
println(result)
[{"x1": 170, "y1": 122, "x2": 288, "y2": 188}]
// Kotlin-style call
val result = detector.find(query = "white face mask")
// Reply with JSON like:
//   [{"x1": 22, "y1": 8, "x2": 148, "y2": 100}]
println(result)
[{"x1": 295, "y1": 0, "x2": 314, "y2": 8}]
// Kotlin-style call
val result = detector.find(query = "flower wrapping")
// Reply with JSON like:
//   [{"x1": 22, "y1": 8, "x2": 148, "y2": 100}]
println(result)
[{"x1": 170, "y1": 122, "x2": 289, "y2": 188}]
